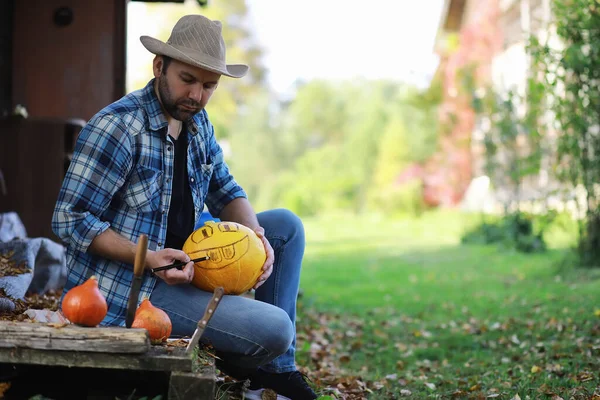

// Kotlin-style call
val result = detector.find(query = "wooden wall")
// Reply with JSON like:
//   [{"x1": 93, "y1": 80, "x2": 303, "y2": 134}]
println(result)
[
  {"x1": 0, "y1": 0, "x2": 14, "y2": 117},
  {"x1": 12, "y1": 0, "x2": 127, "y2": 121}
]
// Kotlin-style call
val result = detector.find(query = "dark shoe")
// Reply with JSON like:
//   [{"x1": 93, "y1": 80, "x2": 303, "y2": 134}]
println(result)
[{"x1": 245, "y1": 370, "x2": 317, "y2": 400}]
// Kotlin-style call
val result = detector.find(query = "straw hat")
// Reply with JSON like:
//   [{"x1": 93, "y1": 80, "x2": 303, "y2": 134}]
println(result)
[{"x1": 140, "y1": 14, "x2": 248, "y2": 78}]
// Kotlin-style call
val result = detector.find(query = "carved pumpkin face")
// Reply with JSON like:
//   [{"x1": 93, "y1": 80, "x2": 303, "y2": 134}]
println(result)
[{"x1": 182, "y1": 221, "x2": 266, "y2": 295}]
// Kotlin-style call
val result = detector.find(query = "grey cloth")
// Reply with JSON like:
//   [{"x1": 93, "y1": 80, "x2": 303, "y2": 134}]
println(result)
[
  {"x1": 0, "y1": 212, "x2": 27, "y2": 242},
  {"x1": 0, "y1": 213, "x2": 67, "y2": 313}
]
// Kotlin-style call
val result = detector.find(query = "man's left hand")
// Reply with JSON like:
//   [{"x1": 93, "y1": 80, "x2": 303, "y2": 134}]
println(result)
[{"x1": 253, "y1": 226, "x2": 274, "y2": 290}]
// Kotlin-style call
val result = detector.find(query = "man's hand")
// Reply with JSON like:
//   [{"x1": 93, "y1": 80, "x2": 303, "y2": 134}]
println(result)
[
  {"x1": 146, "y1": 248, "x2": 194, "y2": 285},
  {"x1": 254, "y1": 227, "x2": 274, "y2": 290}
]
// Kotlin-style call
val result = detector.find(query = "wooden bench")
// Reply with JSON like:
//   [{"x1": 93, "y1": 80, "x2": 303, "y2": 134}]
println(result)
[{"x1": 0, "y1": 320, "x2": 216, "y2": 399}]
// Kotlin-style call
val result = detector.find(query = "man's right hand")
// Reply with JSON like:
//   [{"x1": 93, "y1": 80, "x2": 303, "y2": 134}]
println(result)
[{"x1": 146, "y1": 249, "x2": 195, "y2": 285}]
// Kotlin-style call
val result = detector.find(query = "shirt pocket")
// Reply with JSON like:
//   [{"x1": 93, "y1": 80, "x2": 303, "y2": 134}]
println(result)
[{"x1": 122, "y1": 164, "x2": 163, "y2": 213}]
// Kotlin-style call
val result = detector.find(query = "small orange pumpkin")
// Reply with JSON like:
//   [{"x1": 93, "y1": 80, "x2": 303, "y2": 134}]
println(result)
[
  {"x1": 131, "y1": 298, "x2": 172, "y2": 344},
  {"x1": 61, "y1": 276, "x2": 108, "y2": 327},
  {"x1": 182, "y1": 221, "x2": 266, "y2": 295}
]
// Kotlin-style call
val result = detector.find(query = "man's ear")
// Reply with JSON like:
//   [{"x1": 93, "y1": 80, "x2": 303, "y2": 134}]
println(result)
[{"x1": 152, "y1": 56, "x2": 163, "y2": 78}]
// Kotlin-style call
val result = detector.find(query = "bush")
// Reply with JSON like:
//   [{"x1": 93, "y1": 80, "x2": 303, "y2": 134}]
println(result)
[{"x1": 461, "y1": 212, "x2": 550, "y2": 253}]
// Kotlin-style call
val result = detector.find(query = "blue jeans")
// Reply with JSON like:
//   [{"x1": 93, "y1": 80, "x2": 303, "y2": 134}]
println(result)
[{"x1": 150, "y1": 208, "x2": 304, "y2": 375}]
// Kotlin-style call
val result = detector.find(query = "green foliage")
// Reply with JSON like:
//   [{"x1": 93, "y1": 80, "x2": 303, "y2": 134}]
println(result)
[
  {"x1": 528, "y1": 0, "x2": 600, "y2": 266},
  {"x1": 461, "y1": 212, "x2": 551, "y2": 253},
  {"x1": 472, "y1": 82, "x2": 546, "y2": 211},
  {"x1": 228, "y1": 79, "x2": 439, "y2": 217}
]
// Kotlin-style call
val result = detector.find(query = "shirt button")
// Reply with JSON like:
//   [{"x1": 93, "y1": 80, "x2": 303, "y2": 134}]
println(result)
[
  {"x1": 190, "y1": 177, "x2": 195, "y2": 183},
  {"x1": 167, "y1": 146, "x2": 172, "y2": 151},
  {"x1": 161, "y1": 209, "x2": 167, "y2": 214},
  {"x1": 166, "y1": 178, "x2": 171, "y2": 183},
  {"x1": 158, "y1": 242, "x2": 163, "y2": 247}
]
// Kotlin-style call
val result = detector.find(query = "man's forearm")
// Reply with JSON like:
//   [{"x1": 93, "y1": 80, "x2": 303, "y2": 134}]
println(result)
[
  {"x1": 218, "y1": 197, "x2": 260, "y2": 229},
  {"x1": 88, "y1": 228, "x2": 140, "y2": 267}
]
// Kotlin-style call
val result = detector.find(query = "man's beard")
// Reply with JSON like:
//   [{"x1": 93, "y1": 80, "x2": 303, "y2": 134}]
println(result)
[{"x1": 157, "y1": 74, "x2": 201, "y2": 121}]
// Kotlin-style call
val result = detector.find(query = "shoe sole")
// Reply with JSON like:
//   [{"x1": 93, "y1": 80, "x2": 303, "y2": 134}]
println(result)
[{"x1": 244, "y1": 388, "x2": 291, "y2": 400}]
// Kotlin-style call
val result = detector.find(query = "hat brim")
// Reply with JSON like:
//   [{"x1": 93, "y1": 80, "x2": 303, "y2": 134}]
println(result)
[{"x1": 140, "y1": 36, "x2": 248, "y2": 79}]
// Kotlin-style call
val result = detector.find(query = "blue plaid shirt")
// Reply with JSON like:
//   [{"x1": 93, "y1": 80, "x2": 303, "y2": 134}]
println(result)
[{"x1": 52, "y1": 79, "x2": 247, "y2": 326}]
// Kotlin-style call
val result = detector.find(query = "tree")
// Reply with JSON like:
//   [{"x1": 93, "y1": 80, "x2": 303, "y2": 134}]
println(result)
[{"x1": 529, "y1": 0, "x2": 600, "y2": 265}]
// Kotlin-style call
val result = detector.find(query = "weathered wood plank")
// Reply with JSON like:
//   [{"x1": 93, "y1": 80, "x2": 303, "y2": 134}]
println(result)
[
  {"x1": 0, "y1": 346, "x2": 193, "y2": 371},
  {"x1": 168, "y1": 370, "x2": 215, "y2": 400},
  {"x1": 0, "y1": 320, "x2": 149, "y2": 353}
]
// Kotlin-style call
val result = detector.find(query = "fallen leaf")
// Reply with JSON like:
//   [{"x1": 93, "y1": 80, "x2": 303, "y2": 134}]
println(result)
[
  {"x1": 400, "y1": 389, "x2": 412, "y2": 396},
  {"x1": 451, "y1": 390, "x2": 468, "y2": 398},
  {"x1": 531, "y1": 365, "x2": 542, "y2": 373},
  {"x1": 0, "y1": 382, "x2": 11, "y2": 398},
  {"x1": 261, "y1": 388, "x2": 277, "y2": 400},
  {"x1": 47, "y1": 322, "x2": 69, "y2": 329}
]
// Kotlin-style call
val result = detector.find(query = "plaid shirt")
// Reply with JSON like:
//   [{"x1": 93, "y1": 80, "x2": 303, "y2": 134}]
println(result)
[{"x1": 52, "y1": 79, "x2": 246, "y2": 326}]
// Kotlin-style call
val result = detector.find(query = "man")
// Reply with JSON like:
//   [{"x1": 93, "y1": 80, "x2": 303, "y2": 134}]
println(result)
[{"x1": 52, "y1": 14, "x2": 317, "y2": 400}]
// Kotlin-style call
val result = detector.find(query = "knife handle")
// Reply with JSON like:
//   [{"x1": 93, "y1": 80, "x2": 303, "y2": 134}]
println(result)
[{"x1": 133, "y1": 234, "x2": 148, "y2": 277}]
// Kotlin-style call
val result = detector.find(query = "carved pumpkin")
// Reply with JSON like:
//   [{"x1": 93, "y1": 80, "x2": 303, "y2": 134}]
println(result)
[
  {"x1": 61, "y1": 276, "x2": 107, "y2": 327},
  {"x1": 131, "y1": 298, "x2": 172, "y2": 344},
  {"x1": 182, "y1": 221, "x2": 266, "y2": 295}
]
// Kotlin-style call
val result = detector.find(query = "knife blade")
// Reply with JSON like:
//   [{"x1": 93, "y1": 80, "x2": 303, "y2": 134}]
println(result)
[
  {"x1": 185, "y1": 286, "x2": 224, "y2": 356},
  {"x1": 126, "y1": 234, "x2": 148, "y2": 328}
]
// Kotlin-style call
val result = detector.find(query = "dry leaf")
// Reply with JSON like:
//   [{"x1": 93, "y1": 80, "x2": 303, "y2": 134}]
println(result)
[
  {"x1": 47, "y1": 322, "x2": 69, "y2": 329},
  {"x1": 0, "y1": 382, "x2": 11, "y2": 398},
  {"x1": 261, "y1": 388, "x2": 277, "y2": 400}
]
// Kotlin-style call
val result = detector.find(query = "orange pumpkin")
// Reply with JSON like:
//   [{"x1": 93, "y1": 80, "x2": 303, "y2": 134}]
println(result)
[
  {"x1": 131, "y1": 298, "x2": 172, "y2": 344},
  {"x1": 182, "y1": 221, "x2": 266, "y2": 295},
  {"x1": 61, "y1": 276, "x2": 107, "y2": 327}
]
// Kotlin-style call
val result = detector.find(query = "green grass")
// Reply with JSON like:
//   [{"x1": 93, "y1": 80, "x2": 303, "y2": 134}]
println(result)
[{"x1": 296, "y1": 210, "x2": 600, "y2": 399}]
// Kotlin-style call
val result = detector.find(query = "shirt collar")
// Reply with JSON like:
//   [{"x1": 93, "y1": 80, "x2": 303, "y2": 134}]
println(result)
[{"x1": 141, "y1": 79, "x2": 201, "y2": 136}]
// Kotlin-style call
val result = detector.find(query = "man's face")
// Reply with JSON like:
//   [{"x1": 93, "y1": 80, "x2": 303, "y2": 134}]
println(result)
[{"x1": 153, "y1": 56, "x2": 221, "y2": 121}]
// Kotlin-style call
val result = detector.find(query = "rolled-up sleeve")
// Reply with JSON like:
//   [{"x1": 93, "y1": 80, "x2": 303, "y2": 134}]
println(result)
[
  {"x1": 52, "y1": 114, "x2": 133, "y2": 252},
  {"x1": 203, "y1": 117, "x2": 247, "y2": 218}
]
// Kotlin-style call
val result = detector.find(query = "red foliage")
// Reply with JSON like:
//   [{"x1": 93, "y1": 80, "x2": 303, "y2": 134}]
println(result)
[{"x1": 423, "y1": 0, "x2": 503, "y2": 207}]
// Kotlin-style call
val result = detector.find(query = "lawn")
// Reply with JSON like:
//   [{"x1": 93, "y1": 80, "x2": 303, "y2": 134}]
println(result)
[{"x1": 295, "y1": 210, "x2": 600, "y2": 399}]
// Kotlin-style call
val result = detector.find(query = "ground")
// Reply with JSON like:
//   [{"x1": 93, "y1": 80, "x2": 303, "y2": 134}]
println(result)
[{"x1": 2, "y1": 210, "x2": 600, "y2": 399}]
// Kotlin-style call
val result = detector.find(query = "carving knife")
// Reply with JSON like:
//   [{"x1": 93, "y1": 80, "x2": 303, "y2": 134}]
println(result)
[
  {"x1": 185, "y1": 286, "x2": 224, "y2": 355},
  {"x1": 126, "y1": 234, "x2": 148, "y2": 328}
]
